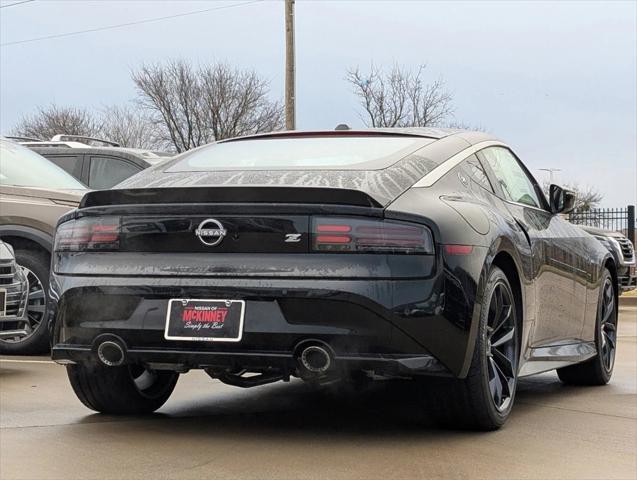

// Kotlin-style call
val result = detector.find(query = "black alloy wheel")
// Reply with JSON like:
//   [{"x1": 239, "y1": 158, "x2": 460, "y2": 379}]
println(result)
[
  {"x1": 486, "y1": 279, "x2": 518, "y2": 412},
  {"x1": 557, "y1": 268, "x2": 617, "y2": 386},
  {"x1": 420, "y1": 266, "x2": 520, "y2": 430},
  {"x1": 598, "y1": 276, "x2": 617, "y2": 373}
]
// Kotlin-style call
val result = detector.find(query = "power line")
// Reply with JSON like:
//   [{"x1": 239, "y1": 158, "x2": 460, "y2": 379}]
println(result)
[
  {"x1": 0, "y1": 0, "x2": 35, "y2": 8},
  {"x1": 1, "y1": 0, "x2": 261, "y2": 47}
]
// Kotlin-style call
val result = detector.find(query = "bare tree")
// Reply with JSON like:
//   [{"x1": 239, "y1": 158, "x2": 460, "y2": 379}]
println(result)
[
  {"x1": 132, "y1": 60, "x2": 284, "y2": 153},
  {"x1": 131, "y1": 60, "x2": 206, "y2": 153},
  {"x1": 347, "y1": 64, "x2": 454, "y2": 128},
  {"x1": 201, "y1": 63, "x2": 285, "y2": 140},
  {"x1": 573, "y1": 185, "x2": 603, "y2": 211},
  {"x1": 99, "y1": 105, "x2": 164, "y2": 150},
  {"x1": 12, "y1": 104, "x2": 100, "y2": 140}
]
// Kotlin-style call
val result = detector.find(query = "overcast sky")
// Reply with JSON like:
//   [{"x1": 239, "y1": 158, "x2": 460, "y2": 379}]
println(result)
[{"x1": 1, "y1": 0, "x2": 635, "y2": 206}]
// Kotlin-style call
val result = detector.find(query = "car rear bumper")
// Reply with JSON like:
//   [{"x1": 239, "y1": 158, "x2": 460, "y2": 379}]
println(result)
[
  {"x1": 49, "y1": 251, "x2": 486, "y2": 378},
  {"x1": 51, "y1": 344, "x2": 449, "y2": 378}
]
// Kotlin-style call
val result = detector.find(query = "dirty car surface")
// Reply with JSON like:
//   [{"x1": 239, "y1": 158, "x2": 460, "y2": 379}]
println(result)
[{"x1": 50, "y1": 129, "x2": 616, "y2": 430}]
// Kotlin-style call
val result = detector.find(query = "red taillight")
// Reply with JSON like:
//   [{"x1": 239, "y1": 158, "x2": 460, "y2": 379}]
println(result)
[
  {"x1": 444, "y1": 245, "x2": 473, "y2": 255},
  {"x1": 55, "y1": 217, "x2": 121, "y2": 251},
  {"x1": 90, "y1": 224, "x2": 119, "y2": 243},
  {"x1": 312, "y1": 217, "x2": 433, "y2": 254},
  {"x1": 316, "y1": 224, "x2": 351, "y2": 233}
]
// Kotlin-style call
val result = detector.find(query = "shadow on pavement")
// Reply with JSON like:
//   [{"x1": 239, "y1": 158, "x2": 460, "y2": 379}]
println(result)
[{"x1": 73, "y1": 372, "x2": 599, "y2": 439}]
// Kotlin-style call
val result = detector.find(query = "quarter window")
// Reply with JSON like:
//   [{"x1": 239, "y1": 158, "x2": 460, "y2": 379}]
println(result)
[
  {"x1": 47, "y1": 155, "x2": 82, "y2": 179},
  {"x1": 89, "y1": 156, "x2": 141, "y2": 189},
  {"x1": 463, "y1": 155, "x2": 494, "y2": 192},
  {"x1": 481, "y1": 147, "x2": 542, "y2": 208}
]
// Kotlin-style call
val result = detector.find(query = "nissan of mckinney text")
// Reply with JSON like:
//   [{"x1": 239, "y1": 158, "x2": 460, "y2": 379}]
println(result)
[{"x1": 49, "y1": 129, "x2": 618, "y2": 430}]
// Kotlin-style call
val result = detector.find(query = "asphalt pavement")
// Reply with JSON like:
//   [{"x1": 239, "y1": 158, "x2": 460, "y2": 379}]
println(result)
[{"x1": 1, "y1": 305, "x2": 636, "y2": 480}]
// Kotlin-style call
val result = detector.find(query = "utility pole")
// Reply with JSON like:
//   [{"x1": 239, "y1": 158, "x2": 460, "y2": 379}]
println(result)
[
  {"x1": 539, "y1": 168, "x2": 562, "y2": 185},
  {"x1": 285, "y1": 0, "x2": 295, "y2": 130}
]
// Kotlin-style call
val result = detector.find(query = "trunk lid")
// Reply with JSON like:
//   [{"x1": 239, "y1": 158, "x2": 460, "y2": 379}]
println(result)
[
  {"x1": 120, "y1": 214, "x2": 310, "y2": 254},
  {"x1": 72, "y1": 187, "x2": 384, "y2": 255},
  {"x1": 57, "y1": 188, "x2": 434, "y2": 279}
]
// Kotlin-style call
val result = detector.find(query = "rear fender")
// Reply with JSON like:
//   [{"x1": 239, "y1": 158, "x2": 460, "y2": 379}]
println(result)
[{"x1": 458, "y1": 236, "x2": 528, "y2": 378}]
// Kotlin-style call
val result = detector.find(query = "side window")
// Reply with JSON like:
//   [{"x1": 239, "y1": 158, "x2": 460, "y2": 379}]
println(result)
[
  {"x1": 89, "y1": 156, "x2": 141, "y2": 189},
  {"x1": 481, "y1": 147, "x2": 542, "y2": 208},
  {"x1": 463, "y1": 154, "x2": 494, "y2": 192},
  {"x1": 45, "y1": 155, "x2": 82, "y2": 179}
]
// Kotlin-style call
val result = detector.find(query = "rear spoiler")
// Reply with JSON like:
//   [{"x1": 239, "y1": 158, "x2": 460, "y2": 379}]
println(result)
[{"x1": 79, "y1": 186, "x2": 383, "y2": 209}]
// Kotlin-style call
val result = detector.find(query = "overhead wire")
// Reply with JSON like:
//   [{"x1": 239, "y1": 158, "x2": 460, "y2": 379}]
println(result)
[
  {"x1": 1, "y1": 0, "x2": 261, "y2": 47},
  {"x1": 0, "y1": 0, "x2": 35, "y2": 9}
]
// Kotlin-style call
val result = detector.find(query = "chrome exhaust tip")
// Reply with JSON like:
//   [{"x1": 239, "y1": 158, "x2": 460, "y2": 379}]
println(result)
[
  {"x1": 299, "y1": 345, "x2": 332, "y2": 374},
  {"x1": 97, "y1": 340, "x2": 125, "y2": 367}
]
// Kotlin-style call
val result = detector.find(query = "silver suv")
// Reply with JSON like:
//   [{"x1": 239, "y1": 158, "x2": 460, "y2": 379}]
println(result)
[
  {"x1": 0, "y1": 240, "x2": 29, "y2": 341},
  {"x1": 579, "y1": 225, "x2": 636, "y2": 291},
  {"x1": 12, "y1": 134, "x2": 172, "y2": 189}
]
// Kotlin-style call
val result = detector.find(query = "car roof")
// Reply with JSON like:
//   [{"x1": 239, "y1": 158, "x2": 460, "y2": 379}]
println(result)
[
  {"x1": 114, "y1": 127, "x2": 504, "y2": 206},
  {"x1": 26, "y1": 146, "x2": 171, "y2": 166},
  {"x1": 220, "y1": 127, "x2": 498, "y2": 146}
]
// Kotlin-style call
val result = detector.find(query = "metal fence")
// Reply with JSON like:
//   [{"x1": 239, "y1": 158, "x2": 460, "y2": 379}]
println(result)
[{"x1": 568, "y1": 205, "x2": 635, "y2": 242}]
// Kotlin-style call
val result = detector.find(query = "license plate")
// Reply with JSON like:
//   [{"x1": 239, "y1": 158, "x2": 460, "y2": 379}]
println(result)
[
  {"x1": 164, "y1": 299, "x2": 245, "y2": 342},
  {"x1": 0, "y1": 289, "x2": 6, "y2": 316}
]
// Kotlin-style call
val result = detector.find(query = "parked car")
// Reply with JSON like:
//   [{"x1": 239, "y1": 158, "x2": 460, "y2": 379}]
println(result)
[
  {"x1": 0, "y1": 138, "x2": 85, "y2": 353},
  {"x1": 578, "y1": 225, "x2": 636, "y2": 291},
  {"x1": 50, "y1": 128, "x2": 617, "y2": 430},
  {"x1": 0, "y1": 239, "x2": 29, "y2": 340},
  {"x1": 16, "y1": 135, "x2": 172, "y2": 189}
]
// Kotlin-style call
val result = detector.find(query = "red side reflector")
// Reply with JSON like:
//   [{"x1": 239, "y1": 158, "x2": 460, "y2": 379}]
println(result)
[{"x1": 445, "y1": 245, "x2": 473, "y2": 255}]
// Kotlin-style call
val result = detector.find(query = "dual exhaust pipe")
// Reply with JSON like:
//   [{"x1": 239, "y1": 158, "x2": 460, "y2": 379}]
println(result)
[{"x1": 95, "y1": 337, "x2": 334, "y2": 376}]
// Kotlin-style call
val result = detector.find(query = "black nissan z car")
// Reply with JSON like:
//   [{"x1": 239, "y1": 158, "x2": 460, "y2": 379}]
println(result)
[{"x1": 49, "y1": 128, "x2": 617, "y2": 430}]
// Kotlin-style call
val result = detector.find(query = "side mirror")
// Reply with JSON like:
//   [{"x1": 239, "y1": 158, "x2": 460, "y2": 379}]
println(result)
[{"x1": 549, "y1": 184, "x2": 576, "y2": 214}]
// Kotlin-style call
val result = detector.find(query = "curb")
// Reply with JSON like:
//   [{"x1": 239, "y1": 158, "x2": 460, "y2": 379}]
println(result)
[{"x1": 619, "y1": 296, "x2": 637, "y2": 307}]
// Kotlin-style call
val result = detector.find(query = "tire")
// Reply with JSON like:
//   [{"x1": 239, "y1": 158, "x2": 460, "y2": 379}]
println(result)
[
  {"x1": 422, "y1": 266, "x2": 520, "y2": 430},
  {"x1": 67, "y1": 362, "x2": 179, "y2": 414},
  {"x1": 0, "y1": 249, "x2": 51, "y2": 355},
  {"x1": 557, "y1": 269, "x2": 616, "y2": 385}
]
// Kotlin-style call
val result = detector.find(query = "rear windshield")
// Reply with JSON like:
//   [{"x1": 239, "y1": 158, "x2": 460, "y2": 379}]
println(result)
[{"x1": 166, "y1": 136, "x2": 431, "y2": 172}]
